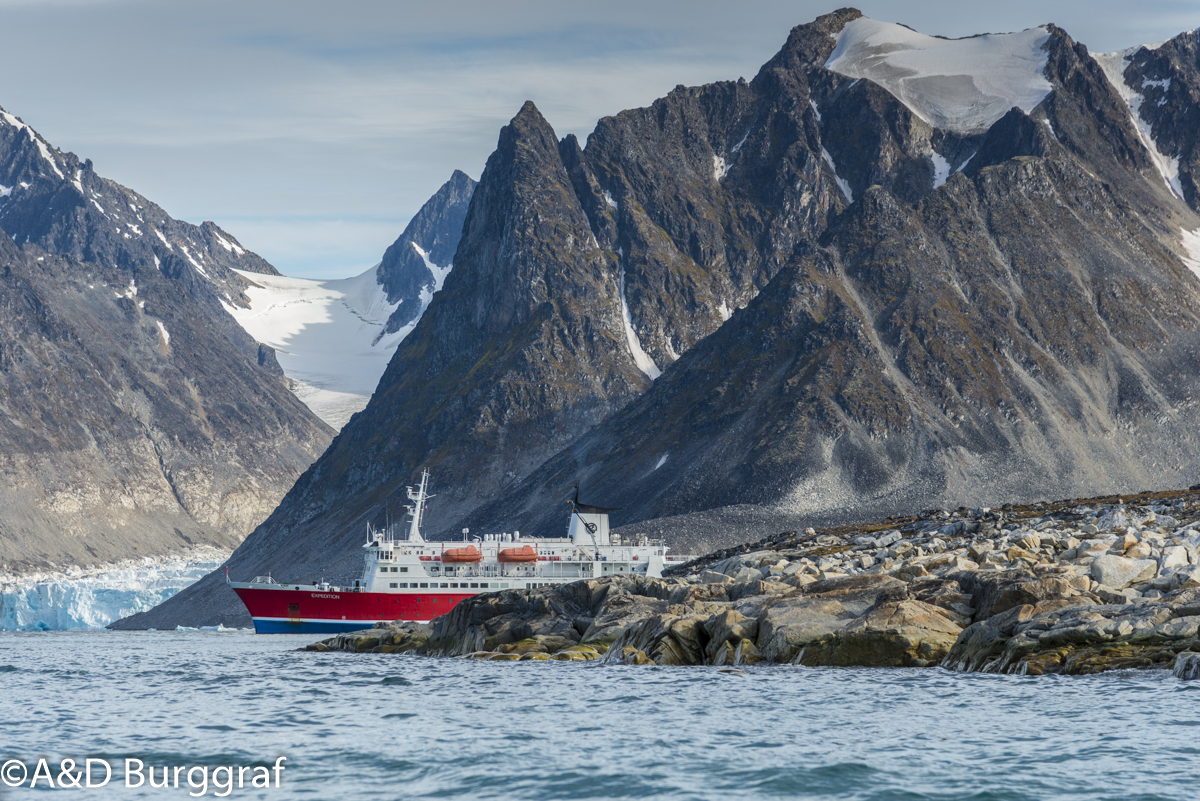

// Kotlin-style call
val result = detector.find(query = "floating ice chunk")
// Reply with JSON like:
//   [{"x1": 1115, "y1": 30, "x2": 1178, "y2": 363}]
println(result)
[
  {"x1": 822, "y1": 148, "x2": 854, "y2": 203},
  {"x1": 825, "y1": 17, "x2": 1052, "y2": 134}
]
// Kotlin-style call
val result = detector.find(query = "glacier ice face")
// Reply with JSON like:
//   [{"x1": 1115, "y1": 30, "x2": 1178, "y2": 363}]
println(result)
[{"x1": 0, "y1": 551, "x2": 228, "y2": 631}]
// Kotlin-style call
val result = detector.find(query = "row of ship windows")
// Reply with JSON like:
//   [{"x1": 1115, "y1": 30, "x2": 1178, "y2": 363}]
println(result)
[
  {"x1": 385, "y1": 582, "x2": 557, "y2": 590},
  {"x1": 380, "y1": 567, "x2": 408, "y2": 573}
]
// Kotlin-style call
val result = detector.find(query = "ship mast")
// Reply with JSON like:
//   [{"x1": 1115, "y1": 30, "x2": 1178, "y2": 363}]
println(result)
[{"x1": 404, "y1": 470, "x2": 431, "y2": 544}]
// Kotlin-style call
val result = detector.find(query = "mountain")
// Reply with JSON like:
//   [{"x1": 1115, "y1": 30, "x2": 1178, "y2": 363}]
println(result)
[
  {"x1": 122, "y1": 9, "x2": 1200, "y2": 628},
  {"x1": 376, "y1": 169, "x2": 477, "y2": 336},
  {"x1": 0, "y1": 108, "x2": 333, "y2": 576},
  {"x1": 220, "y1": 171, "x2": 476, "y2": 430}
]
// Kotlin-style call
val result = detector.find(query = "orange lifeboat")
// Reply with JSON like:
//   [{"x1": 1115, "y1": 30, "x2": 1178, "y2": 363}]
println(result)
[
  {"x1": 498, "y1": 545, "x2": 538, "y2": 563},
  {"x1": 442, "y1": 546, "x2": 482, "y2": 563}
]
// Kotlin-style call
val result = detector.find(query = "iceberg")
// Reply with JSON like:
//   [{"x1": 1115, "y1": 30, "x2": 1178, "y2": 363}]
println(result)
[{"x1": 0, "y1": 550, "x2": 228, "y2": 631}]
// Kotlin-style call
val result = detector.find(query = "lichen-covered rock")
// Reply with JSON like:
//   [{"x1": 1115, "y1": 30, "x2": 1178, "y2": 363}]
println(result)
[{"x1": 799, "y1": 600, "x2": 963, "y2": 667}]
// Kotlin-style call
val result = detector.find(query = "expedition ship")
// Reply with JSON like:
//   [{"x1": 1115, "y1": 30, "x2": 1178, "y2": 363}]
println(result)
[{"x1": 228, "y1": 472, "x2": 692, "y2": 633}]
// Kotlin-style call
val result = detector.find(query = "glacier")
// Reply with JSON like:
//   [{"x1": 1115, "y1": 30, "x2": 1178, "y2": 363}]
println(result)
[{"x1": 0, "y1": 551, "x2": 228, "y2": 631}]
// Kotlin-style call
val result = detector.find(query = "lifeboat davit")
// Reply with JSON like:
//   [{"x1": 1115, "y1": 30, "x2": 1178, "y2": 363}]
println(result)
[
  {"x1": 442, "y1": 546, "x2": 482, "y2": 563},
  {"x1": 498, "y1": 545, "x2": 538, "y2": 563}
]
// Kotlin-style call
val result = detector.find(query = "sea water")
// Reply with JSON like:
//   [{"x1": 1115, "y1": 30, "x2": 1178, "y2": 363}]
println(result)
[{"x1": 0, "y1": 630, "x2": 1196, "y2": 799}]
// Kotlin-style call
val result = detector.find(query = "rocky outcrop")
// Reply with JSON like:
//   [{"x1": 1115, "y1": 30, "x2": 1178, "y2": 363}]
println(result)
[
  {"x1": 376, "y1": 170, "x2": 476, "y2": 334},
  {"x1": 0, "y1": 107, "x2": 332, "y2": 575},
  {"x1": 311, "y1": 486, "x2": 1200, "y2": 677}
]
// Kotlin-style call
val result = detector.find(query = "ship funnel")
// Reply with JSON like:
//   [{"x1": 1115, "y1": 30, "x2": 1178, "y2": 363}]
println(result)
[{"x1": 567, "y1": 486, "x2": 620, "y2": 550}]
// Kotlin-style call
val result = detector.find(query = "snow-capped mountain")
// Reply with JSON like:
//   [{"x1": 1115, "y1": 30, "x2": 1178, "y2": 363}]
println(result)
[
  {"x1": 129, "y1": 9, "x2": 1200, "y2": 629},
  {"x1": 223, "y1": 171, "x2": 475, "y2": 429},
  {"x1": 0, "y1": 107, "x2": 332, "y2": 579},
  {"x1": 224, "y1": 267, "x2": 404, "y2": 429}
]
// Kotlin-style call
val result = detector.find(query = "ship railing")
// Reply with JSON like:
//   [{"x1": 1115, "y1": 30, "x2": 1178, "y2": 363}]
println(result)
[{"x1": 249, "y1": 575, "x2": 276, "y2": 585}]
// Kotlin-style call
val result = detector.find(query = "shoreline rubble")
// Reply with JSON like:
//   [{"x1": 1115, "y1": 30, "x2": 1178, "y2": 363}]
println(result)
[{"x1": 306, "y1": 487, "x2": 1200, "y2": 677}]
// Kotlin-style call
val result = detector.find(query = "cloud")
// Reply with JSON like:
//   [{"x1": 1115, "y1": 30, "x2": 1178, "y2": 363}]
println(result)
[{"x1": 0, "y1": 0, "x2": 1194, "y2": 275}]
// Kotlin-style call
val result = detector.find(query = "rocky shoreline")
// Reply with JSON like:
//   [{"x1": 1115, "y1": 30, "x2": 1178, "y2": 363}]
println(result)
[{"x1": 306, "y1": 488, "x2": 1200, "y2": 679}]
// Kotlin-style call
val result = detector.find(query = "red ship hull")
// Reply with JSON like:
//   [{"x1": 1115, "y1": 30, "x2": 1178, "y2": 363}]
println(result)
[{"x1": 232, "y1": 585, "x2": 477, "y2": 633}]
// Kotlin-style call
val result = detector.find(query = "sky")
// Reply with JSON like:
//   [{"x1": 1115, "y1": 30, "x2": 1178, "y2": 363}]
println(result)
[{"x1": 0, "y1": 0, "x2": 1196, "y2": 278}]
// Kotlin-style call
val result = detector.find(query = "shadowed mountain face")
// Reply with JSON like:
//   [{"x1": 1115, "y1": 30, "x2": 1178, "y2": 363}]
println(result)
[
  {"x1": 125, "y1": 9, "x2": 1200, "y2": 628},
  {"x1": 376, "y1": 169, "x2": 477, "y2": 336},
  {"x1": 0, "y1": 109, "x2": 333, "y2": 574}
]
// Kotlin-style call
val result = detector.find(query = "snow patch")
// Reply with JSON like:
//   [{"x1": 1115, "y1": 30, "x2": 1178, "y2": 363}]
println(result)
[
  {"x1": 227, "y1": 265, "x2": 407, "y2": 429},
  {"x1": 1095, "y1": 48, "x2": 1185, "y2": 200},
  {"x1": 72, "y1": 169, "x2": 83, "y2": 194},
  {"x1": 718, "y1": 300, "x2": 731, "y2": 321},
  {"x1": 809, "y1": 100, "x2": 822, "y2": 122},
  {"x1": 665, "y1": 337, "x2": 680, "y2": 361},
  {"x1": 0, "y1": 109, "x2": 65, "y2": 179},
  {"x1": 127, "y1": 223, "x2": 141, "y2": 236},
  {"x1": 213, "y1": 231, "x2": 245, "y2": 256},
  {"x1": 654, "y1": 454, "x2": 669, "y2": 470},
  {"x1": 825, "y1": 17, "x2": 1052, "y2": 134},
  {"x1": 930, "y1": 151, "x2": 951, "y2": 188},
  {"x1": 156, "y1": 320, "x2": 171, "y2": 345},
  {"x1": 179, "y1": 245, "x2": 209, "y2": 278},
  {"x1": 713, "y1": 154, "x2": 728, "y2": 181},
  {"x1": 604, "y1": 190, "x2": 619, "y2": 210},
  {"x1": 0, "y1": 550, "x2": 228, "y2": 631},
  {"x1": 0, "y1": 185, "x2": 10, "y2": 198},
  {"x1": 411, "y1": 242, "x2": 452, "y2": 292},
  {"x1": 115, "y1": 279, "x2": 137, "y2": 300},
  {"x1": 731, "y1": 130, "x2": 750, "y2": 154},
  {"x1": 153, "y1": 255, "x2": 160, "y2": 270},
  {"x1": 91, "y1": 199, "x2": 106, "y2": 216},
  {"x1": 617, "y1": 255, "x2": 661, "y2": 380},
  {"x1": 153, "y1": 228, "x2": 173, "y2": 250},
  {"x1": 822, "y1": 148, "x2": 854, "y2": 203},
  {"x1": 1181, "y1": 228, "x2": 1200, "y2": 280}
]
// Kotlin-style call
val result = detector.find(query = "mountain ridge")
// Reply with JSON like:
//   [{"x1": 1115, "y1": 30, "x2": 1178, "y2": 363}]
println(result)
[{"x1": 121, "y1": 9, "x2": 1200, "y2": 628}]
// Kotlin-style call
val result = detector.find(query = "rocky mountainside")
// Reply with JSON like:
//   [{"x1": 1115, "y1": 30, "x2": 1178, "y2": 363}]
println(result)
[
  {"x1": 0, "y1": 108, "x2": 333, "y2": 575},
  {"x1": 376, "y1": 169, "x2": 476, "y2": 336},
  {"x1": 1094, "y1": 29, "x2": 1200, "y2": 212},
  {"x1": 126, "y1": 9, "x2": 1200, "y2": 628}
]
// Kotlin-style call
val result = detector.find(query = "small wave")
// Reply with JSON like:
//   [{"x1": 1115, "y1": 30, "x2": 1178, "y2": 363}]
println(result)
[
  {"x1": 0, "y1": 664, "x2": 17, "y2": 673},
  {"x1": 382, "y1": 676, "x2": 412, "y2": 686}
]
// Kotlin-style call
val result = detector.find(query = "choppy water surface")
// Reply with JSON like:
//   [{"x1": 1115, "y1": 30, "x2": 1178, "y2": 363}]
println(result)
[{"x1": 0, "y1": 631, "x2": 1196, "y2": 799}]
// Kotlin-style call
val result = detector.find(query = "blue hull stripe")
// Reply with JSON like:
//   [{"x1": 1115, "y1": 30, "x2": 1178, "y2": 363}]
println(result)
[{"x1": 253, "y1": 618, "x2": 377, "y2": 634}]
